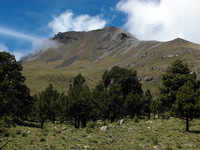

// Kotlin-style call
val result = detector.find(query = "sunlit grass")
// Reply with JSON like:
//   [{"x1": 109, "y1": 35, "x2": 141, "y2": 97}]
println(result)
[{"x1": 3, "y1": 118, "x2": 200, "y2": 149}]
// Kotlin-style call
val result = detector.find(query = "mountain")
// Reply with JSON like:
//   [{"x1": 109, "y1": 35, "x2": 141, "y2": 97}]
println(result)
[{"x1": 21, "y1": 26, "x2": 200, "y2": 96}]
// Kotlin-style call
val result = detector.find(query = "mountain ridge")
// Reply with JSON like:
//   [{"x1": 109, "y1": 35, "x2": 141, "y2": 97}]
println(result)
[{"x1": 21, "y1": 26, "x2": 200, "y2": 96}]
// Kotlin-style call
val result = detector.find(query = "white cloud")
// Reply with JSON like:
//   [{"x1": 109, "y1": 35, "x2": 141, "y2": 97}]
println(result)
[
  {"x1": 48, "y1": 10, "x2": 107, "y2": 34},
  {"x1": 117, "y1": 0, "x2": 200, "y2": 44}
]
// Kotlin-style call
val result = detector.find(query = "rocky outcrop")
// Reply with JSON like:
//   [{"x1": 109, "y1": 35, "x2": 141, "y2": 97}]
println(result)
[{"x1": 55, "y1": 55, "x2": 81, "y2": 69}]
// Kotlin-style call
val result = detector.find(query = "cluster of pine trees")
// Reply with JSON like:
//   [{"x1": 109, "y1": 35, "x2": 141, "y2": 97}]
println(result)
[
  {"x1": 33, "y1": 66, "x2": 153, "y2": 128},
  {"x1": 0, "y1": 51, "x2": 152, "y2": 129},
  {"x1": 1, "y1": 51, "x2": 200, "y2": 132}
]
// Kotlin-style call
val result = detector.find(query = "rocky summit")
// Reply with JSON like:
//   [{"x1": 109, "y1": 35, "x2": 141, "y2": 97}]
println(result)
[{"x1": 21, "y1": 26, "x2": 200, "y2": 96}]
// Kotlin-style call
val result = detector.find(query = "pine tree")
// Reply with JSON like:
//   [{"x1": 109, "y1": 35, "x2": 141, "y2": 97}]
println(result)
[
  {"x1": 92, "y1": 81, "x2": 109, "y2": 120},
  {"x1": 0, "y1": 51, "x2": 32, "y2": 120},
  {"x1": 159, "y1": 60, "x2": 193, "y2": 112},
  {"x1": 68, "y1": 74, "x2": 92, "y2": 128},
  {"x1": 143, "y1": 89, "x2": 152, "y2": 119},
  {"x1": 101, "y1": 66, "x2": 143, "y2": 120},
  {"x1": 35, "y1": 84, "x2": 59, "y2": 128},
  {"x1": 175, "y1": 81, "x2": 199, "y2": 131}
]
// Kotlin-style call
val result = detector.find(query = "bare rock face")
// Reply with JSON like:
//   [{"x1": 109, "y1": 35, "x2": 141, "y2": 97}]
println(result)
[
  {"x1": 55, "y1": 55, "x2": 81, "y2": 69},
  {"x1": 53, "y1": 31, "x2": 86, "y2": 44}
]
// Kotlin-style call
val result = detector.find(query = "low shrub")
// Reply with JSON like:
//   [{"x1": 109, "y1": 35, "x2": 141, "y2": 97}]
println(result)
[
  {"x1": 134, "y1": 115, "x2": 139, "y2": 123},
  {"x1": 22, "y1": 132, "x2": 28, "y2": 137},
  {"x1": 152, "y1": 136, "x2": 158, "y2": 145},
  {"x1": 87, "y1": 121, "x2": 96, "y2": 129},
  {"x1": 16, "y1": 129, "x2": 21, "y2": 135},
  {"x1": 40, "y1": 137, "x2": 46, "y2": 142}
]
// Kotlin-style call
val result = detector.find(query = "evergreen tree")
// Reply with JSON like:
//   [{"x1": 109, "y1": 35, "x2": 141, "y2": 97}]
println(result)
[
  {"x1": 143, "y1": 89, "x2": 152, "y2": 119},
  {"x1": 92, "y1": 81, "x2": 109, "y2": 120},
  {"x1": 150, "y1": 99, "x2": 160, "y2": 120},
  {"x1": 125, "y1": 93, "x2": 142, "y2": 118},
  {"x1": 35, "y1": 92, "x2": 48, "y2": 128},
  {"x1": 46, "y1": 84, "x2": 60, "y2": 124},
  {"x1": 57, "y1": 93, "x2": 67, "y2": 125},
  {"x1": 102, "y1": 66, "x2": 143, "y2": 97},
  {"x1": 159, "y1": 60, "x2": 193, "y2": 112},
  {"x1": 101, "y1": 66, "x2": 143, "y2": 120},
  {"x1": 108, "y1": 84, "x2": 124, "y2": 121},
  {"x1": 68, "y1": 74, "x2": 92, "y2": 128},
  {"x1": 0, "y1": 51, "x2": 32, "y2": 120},
  {"x1": 175, "y1": 81, "x2": 199, "y2": 131},
  {"x1": 35, "y1": 84, "x2": 59, "y2": 128}
]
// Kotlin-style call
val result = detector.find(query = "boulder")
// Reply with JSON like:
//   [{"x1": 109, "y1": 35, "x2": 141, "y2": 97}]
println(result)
[
  {"x1": 84, "y1": 146, "x2": 89, "y2": 149},
  {"x1": 153, "y1": 145, "x2": 159, "y2": 149},
  {"x1": 119, "y1": 119, "x2": 124, "y2": 125},
  {"x1": 146, "y1": 121, "x2": 153, "y2": 124},
  {"x1": 100, "y1": 126, "x2": 108, "y2": 131},
  {"x1": 128, "y1": 128, "x2": 132, "y2": 131},
  {"x1": 62, "y1": 127, "x2": 68, "y2": 130}
]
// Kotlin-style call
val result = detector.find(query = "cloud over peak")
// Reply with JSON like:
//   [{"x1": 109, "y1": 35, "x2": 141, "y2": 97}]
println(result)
[
  {"x1": 117, "y1": 0, "x2": 200, "y2": 44},
  {"x1": 48, "y1": 10, "x2": 107, "y2": 34}
]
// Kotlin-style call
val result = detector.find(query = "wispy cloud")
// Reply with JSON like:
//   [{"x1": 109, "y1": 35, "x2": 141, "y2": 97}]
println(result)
[
  {"x1": 117, "y1": 0, "x2": 200, "y2": 44},
  {"x1": 0, "y1": 26, "x2": 46, "y2": 60},
  {"x1": 0, "y1": 26, "x2": 39, "y2": 41},
  {"x1": 0, "y1": 43, "x2": 8, "y2": 52},
  {"x1": 48, "y1": 10, "x2": 107, "y2": 34},
  {"x1": 0, "y1": 26, "x2": 45, "y2": 48}
]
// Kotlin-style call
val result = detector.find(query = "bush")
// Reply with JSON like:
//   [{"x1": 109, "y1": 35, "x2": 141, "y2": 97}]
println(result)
[
  {"x1": 4, "y1": 131, "x2": 10, "y2": 137},
  {"x1": 165, "y1": 145, "x2": 172, "y2": 150},
  {"x1": 10, "y1": 132, "x2": 16, "y2": 138},
  {"x1": 134, "y1": 115, "x2": 139, "y2": 123},
  {"x1": 152, "y1": 136, "x2": 158, "y2": 145},
  {"x1": 40, "y1": 137, "x2": 46, "y2": 142},
  {"x1": 22, "y1": 132, "x2": 28, "y2": 137},
  {"x1": 86, "y1": 128, "x2": 93, "y2": 134},
  {"x1": 87, "y1": 121, "x2": 96, "y2": 129},
  {"x1": 0, "y1": 115, "x2": 14, "y2": 128},
  {"x1": 42, "y1": 132, "x2": 48, "y2": 136},
  {"x1": 16, "y1": 129, "x2": 21, "y2": 135},
  {"x1": 176, "y1": 142, "x2": 181, "y2": 149},
  {"x1": 103, "y1": 120, "x2": 107, "y2": 126}
]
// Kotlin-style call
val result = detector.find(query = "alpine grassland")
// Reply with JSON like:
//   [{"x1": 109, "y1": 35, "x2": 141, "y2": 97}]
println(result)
[{"x1": 3, "y1": 118, "x2": 200, "y2": 150}]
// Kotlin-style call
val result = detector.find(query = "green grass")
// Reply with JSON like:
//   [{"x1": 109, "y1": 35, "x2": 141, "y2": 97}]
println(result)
[{"x1": 3, "y1": 118, "x2": 200, "y2": 149}]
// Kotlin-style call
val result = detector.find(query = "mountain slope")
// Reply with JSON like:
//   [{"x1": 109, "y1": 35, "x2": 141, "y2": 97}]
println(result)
[{"x1": 22, "y1": 26, "x2": 200, "y2": 96}]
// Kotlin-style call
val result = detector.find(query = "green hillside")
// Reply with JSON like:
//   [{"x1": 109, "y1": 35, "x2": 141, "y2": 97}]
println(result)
[{"x1": 22, "y1": 26, "x2": 200, "y2": 96}]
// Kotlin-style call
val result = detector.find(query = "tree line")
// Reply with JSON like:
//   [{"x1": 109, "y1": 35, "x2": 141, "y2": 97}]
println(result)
[{"x1": 1, "y1": 51, "x2": 200, "y2": 132}]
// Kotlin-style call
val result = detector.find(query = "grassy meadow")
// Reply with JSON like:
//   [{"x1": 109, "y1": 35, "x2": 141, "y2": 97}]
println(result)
[{"x1": 2, "y1": 118, "x2": 200, "y2": 150}]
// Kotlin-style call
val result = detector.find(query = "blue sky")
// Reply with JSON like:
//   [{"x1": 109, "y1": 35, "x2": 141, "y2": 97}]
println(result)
[{"x1": 0, "y1": 0, "x2": 200, "y2": 60}]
